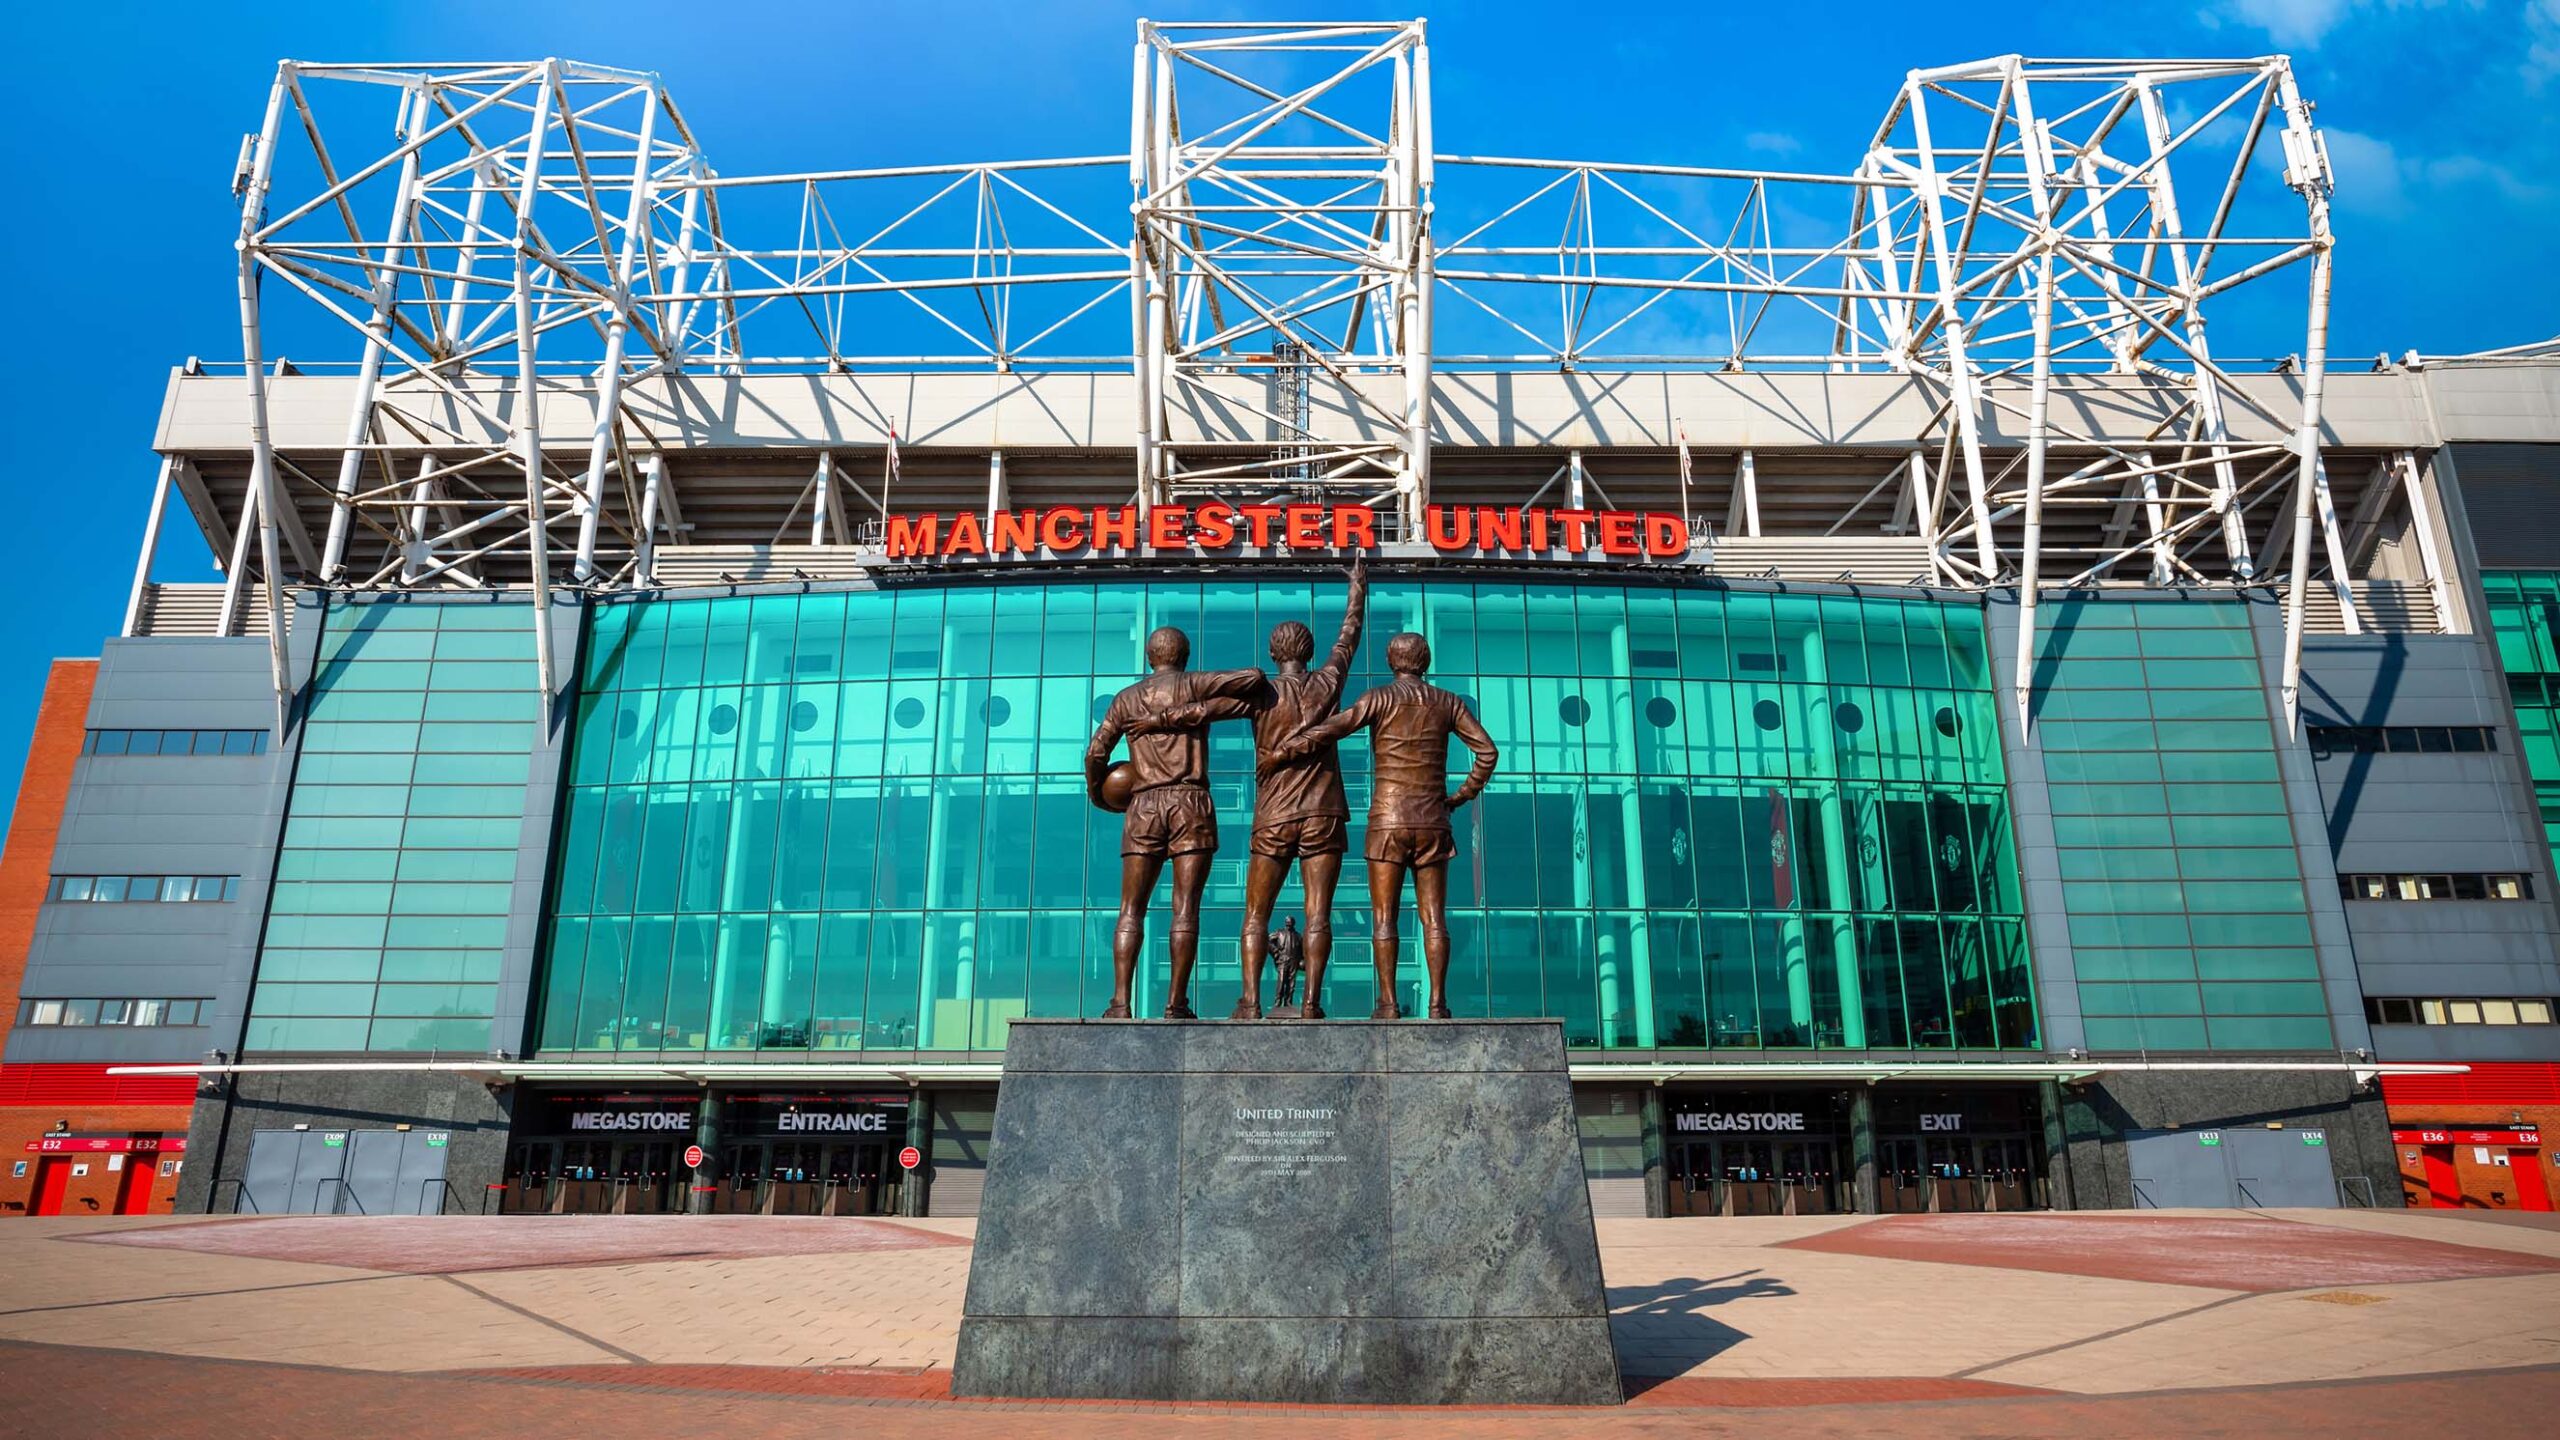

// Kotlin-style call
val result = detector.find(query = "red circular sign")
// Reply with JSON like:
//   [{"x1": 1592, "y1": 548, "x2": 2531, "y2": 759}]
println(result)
[
  {"x1": 683, "y1": 1144, "x2": 706, "y2": 1169},
  {"x1": 898, "y1": 1145, "x2": 922, "y2": 1171}
]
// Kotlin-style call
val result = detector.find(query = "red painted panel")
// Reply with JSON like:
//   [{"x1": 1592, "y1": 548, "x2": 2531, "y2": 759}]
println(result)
[
  {"x1": 2514, "y1": 1151, "x2": 2554, "y2": 1213},
  {"x1": 30, "y1": 1158, "x2": 70, "y2": 1217},
  {"x1": 2380, "y1": 1063, "x2": 2560, "y2": 1107},
  {"x1": 2420, "y1": 1146, "x2": 2462, "y2": 1209},
  {"x1": 0, "y1": 1063, "x2": 196, "y2": 1108}
]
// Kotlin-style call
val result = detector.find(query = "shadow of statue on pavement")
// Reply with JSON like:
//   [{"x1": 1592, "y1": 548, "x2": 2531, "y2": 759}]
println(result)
[{"x1": 1607, "y1": 1269, "x2": 1798, "y2": 1391}]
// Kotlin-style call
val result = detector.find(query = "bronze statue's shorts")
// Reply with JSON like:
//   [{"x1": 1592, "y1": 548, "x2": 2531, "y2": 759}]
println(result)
[
  {"x1": 1364, "y1": 825, "x2": 1457, "y2": 867},
  {"x1": 1121, "y1": 784, "x2": 1219, "y2": 858},
  {"x1": 1249, "y1": 815, "x2": 1349, "y2": 860}
]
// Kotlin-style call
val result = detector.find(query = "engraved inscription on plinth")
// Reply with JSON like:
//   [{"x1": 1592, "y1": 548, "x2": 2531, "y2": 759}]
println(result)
[{"x1": 952, "y1": 1019, "x2": 1623, "y2": 1407}]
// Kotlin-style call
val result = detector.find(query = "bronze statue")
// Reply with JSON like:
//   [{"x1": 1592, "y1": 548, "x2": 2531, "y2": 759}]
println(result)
[
  {"x1": 1266, "y1": 632, "x2": 1498, "y2": 1019},
  {"x1": 1114, "y1": 560, "x2": 1369, "y2": 1020},
  {"x1": 1085, "y1": 630, "x2": 1264, "y2": 1019},
  {"x1": 1268, "y1": 916, "x2": 1306, "y2": 1014}
]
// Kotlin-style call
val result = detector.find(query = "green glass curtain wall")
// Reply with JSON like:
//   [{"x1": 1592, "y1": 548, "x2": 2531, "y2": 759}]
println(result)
[
  {"x1": 2484, "y1": 572, "x2": 2560, "y2": 862},
  {"x1": 2027, "y1": 598, "x2": 2333, "y2": 1052},
  {"x1": 246, "y1": 599, "x2": 541, "y2": 1053},
  {"x1": 535, "y1": 581, "x2": 2036, "y2": 1055}
]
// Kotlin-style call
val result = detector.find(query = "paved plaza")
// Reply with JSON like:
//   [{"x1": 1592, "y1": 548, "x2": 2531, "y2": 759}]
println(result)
[{"x1": 0, "y1": 1208, "x2": 2555, "y2": 1436}]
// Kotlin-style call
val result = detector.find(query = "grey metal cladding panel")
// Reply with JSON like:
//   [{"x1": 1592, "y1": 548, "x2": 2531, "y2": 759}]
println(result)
[
  {"x1": 2427, "y1": 376, "x2": 2560, "y2": 443},
  {"x1": 56, "y1": 814, "x2": 278, "y2": 850},
  {"x1": 2369, "y1": 1025, "x2": 2560, "y2": 1064},
  {"x1": 2297, "y1": 638, "x2": 2508, "y2": 726},
  {"x1": 2444, "y1": 444, "x2": 2560, "y2": 568},
  {"x1": 2, "y1": 1026, "x2": 223, "y2": 1065},
  {"x1": 2358, "y1": 960, "x2": 2560, "y2": 994},
  {"x1": 92, "y1": 638, "x2": 281, "y2": 727}
]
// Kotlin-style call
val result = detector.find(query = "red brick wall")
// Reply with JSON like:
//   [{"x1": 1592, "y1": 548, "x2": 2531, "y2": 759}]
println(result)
[
  {"x1": 0, "y1": 1106, "x2": 190, "y2": 1216},
  {"x1": 0, "y1": 660, "x2": 96, "y2": 1016},
  {"x1": 2382, "y1": 1067, "x2": 2560, "y2": 1212}
]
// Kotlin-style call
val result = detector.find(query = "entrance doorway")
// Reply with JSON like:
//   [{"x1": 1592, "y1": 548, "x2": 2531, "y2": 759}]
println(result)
[
  {"x1": 502, "y1": 1139, "x2": 677, "y2": 1214},
  {"x1": 1879, "y1": 1132, "x2": 2041, "y2": 1212},
  {"x1": 1666, "y1": 1138, "x2": 1842, "y2": 1216},
  {"x1": 112, "y1": 1155, "x2": 157, "y2": 1215},
  {"x1": 713, "y1": 1139, "x2": 895, "y2": 1215},
  {"x1": 29, "y1": 1158, "x2": 71, "y2": 1216}
]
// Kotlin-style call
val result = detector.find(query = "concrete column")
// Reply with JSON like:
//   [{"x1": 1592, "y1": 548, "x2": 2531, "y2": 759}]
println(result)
[
  {"x1": 2039, "y1": 1079, "x2": 2076, "y2": 1211},
  {"x1": 902, "y1": 1090, "x2": 931, "y2": 1217},
  {"x1": 1640, "y1": 1085, "x2": 1667, "y2": 1218},
  {"x1": 1849, "y1": 1086, "x2": 1880, "y2": 1214},
  {"x1": 687, "y1": 1092, "x2": 721, "y2": 1215}
]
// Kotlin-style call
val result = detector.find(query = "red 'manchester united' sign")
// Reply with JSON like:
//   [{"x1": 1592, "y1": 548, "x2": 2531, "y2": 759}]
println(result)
[{"x1": 882, "y1": 503, "x2": 1690, "y2": 561}]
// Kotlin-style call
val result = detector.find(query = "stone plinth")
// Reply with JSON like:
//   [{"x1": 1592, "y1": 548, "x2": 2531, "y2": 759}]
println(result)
[{"x1": 951, "y1": 1019, "x2": 1622, "y2": 1406}]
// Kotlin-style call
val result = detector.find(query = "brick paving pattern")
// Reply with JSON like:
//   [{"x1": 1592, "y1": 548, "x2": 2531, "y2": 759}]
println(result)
[
  {"x1": 85, "y1": 1213, "x2": 965, "y2": 1273},
  {"x1": 1, "y1": 1208, "x2": 2556, "y2": 1436},
  {"x1": 1780, "y1": 1210, "x2": 2560, "y2": 1290},
  {"x1": 5, "y1": 1340, "x2": 2557, "y2": 1438}
]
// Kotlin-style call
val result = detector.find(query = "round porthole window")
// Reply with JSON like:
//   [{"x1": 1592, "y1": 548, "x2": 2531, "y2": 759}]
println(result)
[
  {"x1": 614, "y1": 708, "x2": 639, "y2": 740},
  {"x1": 790, "y1": 700, "x2": 820, "y2": 733},
  {"x1": 1935, "y1": 706, "x2": 1961, "y2": 738},
  {"x1": 1559, "y1": 695, "x2": 1592, "y2": 727},
  {"x1": 980, "y1": 695, "x2": 1013, "y2": 727},
  {"x1": 1835, "y1": 701, "x2": 1866, "y2": 734},
  {"x1": 709, "y1": 703, "x2": 738, "y2": 736},
  {"x1": 1752, "y1": 699, "x2": 1783, "y2": 731},
  {"x1": 893, "y1": 697, "x2": 927, "y2": 730},
  {"x1": 1643, "y1": 696, "x2": 1678, "y2": 729}
]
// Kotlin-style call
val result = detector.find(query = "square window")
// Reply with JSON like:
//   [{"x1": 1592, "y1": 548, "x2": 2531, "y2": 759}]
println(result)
[
  {"x1": 160, "y1": 877, "x2": 193, "y2": 902},
  {"x1": 2450, "y1": 727, "x2": 2487, "y2": 753},
  {"x1": 2447, "y1": 999, "x2": 2483, "y2": 1024},
  {"x1": 132, "y1": 999, "x2": 167, "y2": 1026},
  {"x1": 2492, "y1": 875, "x2": 2524, "y2": 900},
  {"x1": 2420, "y1": 999, "x2": 2448, "y2": 1024},
  {"x1": 96, "y1": 999, "x2": 131, "y2": 1025},
  {"x1": 2380, "y1": 997, "x2": 2418, "y2": 1025},
  {"x1": 2418, "y1": 727, "x2": 2454, "y2": 753},
  {"x1": 125, "y1": 731, "x2": 162, "y2": 756},
  {"x1": 92, "y1": 877, "x2": 128, "y2": 903},
  {"x1": 2385, "y1": 728, "x2": 2419, "y2": 753},
  {"x1": 195, "y1": 730, "x2": 227, "y2": 755},
  {"x1": 2481, "y1": 999, "x2": 2520, "y2": 1025},
  {"x1": 92, "y1": 730, "x2": 128, "y2": 756},
  {"x1": 169, "y1": 1000, "x2": 202, "y2": 1026},
  {"x1": 2450, "y1": 874, "x2": 2487, "y2": 900},
  {"x1": 28, "y1": 1000, "x2": 63, "y2": 1026},
  {"x1": 61, "y1": 1000, "x2": 100, "y2": 1026},
  {"x1": 2520, "y1": 999, "x2": 2554, "y2": 1024}
]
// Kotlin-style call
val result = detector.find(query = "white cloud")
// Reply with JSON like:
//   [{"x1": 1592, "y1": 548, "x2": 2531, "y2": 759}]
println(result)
[
  {"x1": 2223, "y1": 0, "x2": 2358, "y2": 47},
  {"x1": 2529, "y1": 0, "x2": 2560, "y2": 86},
  {"x1": 2322, "y1": 125, "x2": 2549, "y2": 217},
  {"x1": 1743, "y1": 131, "x2": 1801, "y2": 156},
  {"x1": 2322, "y1": 127, "x2": 2406, "y2": 215}
]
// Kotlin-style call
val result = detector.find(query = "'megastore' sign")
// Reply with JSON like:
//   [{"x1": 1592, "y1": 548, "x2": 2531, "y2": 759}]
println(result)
[{"x1": 884, "y1": 503, "x2": 1691, "y2": 561}]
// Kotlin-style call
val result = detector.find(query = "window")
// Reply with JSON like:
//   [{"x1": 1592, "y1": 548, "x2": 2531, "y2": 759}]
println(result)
[
  {"x1": 15, "y1": 997, "x2": 208, "y2": 1028},
  {"x1": 82, "y1": 728, "x2": 268, "y2": 757},
  {"x1": 2366, "y1": 995, "x2": 2559, "y2": 1026},
  {"x1": 46, "y1": 875, "x2": 240, "y2": 903},
  {"x1": 2305, "y1": 725, "x2": 2499, "y2": 759},
  {"x1": 2337, "y1": 873, "x2": 2533, "y2": 902}
]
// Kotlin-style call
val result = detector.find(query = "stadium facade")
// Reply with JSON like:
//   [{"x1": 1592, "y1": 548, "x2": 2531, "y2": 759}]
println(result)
[{"x1": 3, "y1": 21, "x2": 2557, "y2": 1221}]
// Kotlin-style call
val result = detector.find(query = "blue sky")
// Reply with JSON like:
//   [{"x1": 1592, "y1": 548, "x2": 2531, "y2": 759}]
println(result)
[{"x1": 0, "y1": 0, "x2": 2552, "y2": 828}]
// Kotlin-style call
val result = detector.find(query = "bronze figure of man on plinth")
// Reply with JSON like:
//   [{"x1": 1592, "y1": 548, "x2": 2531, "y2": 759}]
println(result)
[
  {"x1": 1084, "y1": 630, "x2": 1263, "y2": 1019},
  {"x1": 1266, "y1": 632, "x2": 1497, "y2": 1018}
]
